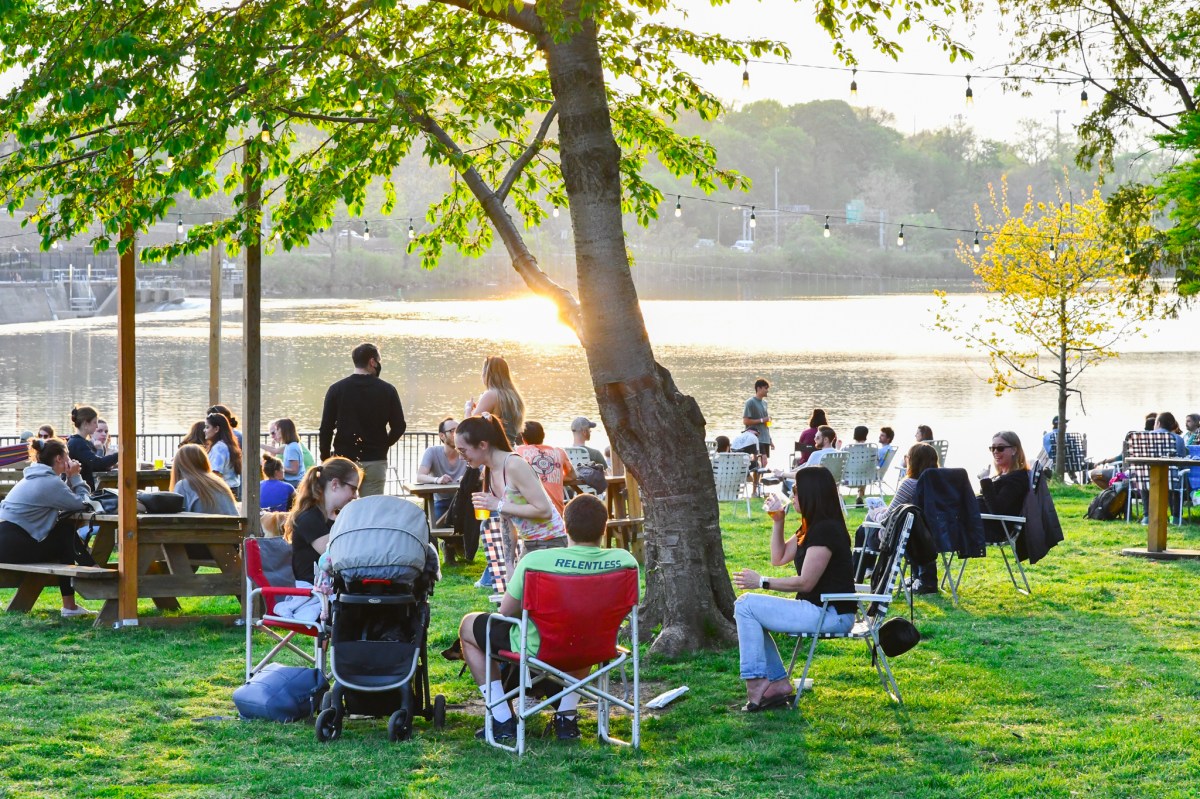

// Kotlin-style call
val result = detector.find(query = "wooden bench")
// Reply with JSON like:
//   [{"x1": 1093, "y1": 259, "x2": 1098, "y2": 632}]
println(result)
[{"x1": 0, "y1": 562, "x2": 119, "y2": 615}]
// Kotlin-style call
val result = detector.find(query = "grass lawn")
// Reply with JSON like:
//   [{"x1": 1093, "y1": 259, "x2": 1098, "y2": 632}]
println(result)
[{"x1": 2, "y1": 485, "x2": 1199, "y2": 798}]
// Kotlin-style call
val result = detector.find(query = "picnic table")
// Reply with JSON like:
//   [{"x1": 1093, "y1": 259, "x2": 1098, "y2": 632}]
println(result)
[
  {"x1": 1121, "y1": 456, "x2": 1200, "y2": 560},
  {"x1": 0, "y1": 512, "x2": 246, "y2": 628},
  {"x1": 404, "y1": 482, "x2": 464, "y2": 561},
  {"x1": 604, "y1": 473, "x2": 645, "y2": 562},
  {"x1": 96, "y1": 468, "x2": 173, "y2": 492}
]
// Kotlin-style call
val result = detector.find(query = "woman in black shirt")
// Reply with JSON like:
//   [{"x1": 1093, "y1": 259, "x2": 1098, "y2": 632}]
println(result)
[
  {"x1": 733, "y1": 468, "x2": 856, "y2": 711},
  {"x1": 283, "y1": 457, "x2": 361, "y2": 583},
  {"x1": 979, "y1": 431, "x2": 1030, "y2": 541}
]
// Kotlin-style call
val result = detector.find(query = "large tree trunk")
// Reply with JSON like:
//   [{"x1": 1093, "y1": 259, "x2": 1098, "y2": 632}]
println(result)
[{"x1": 540, "y1": 10, "x2": 737, "y2": 655}]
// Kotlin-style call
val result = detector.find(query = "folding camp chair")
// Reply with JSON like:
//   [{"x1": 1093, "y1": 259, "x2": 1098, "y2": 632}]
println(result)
[
  {"x1": 911, "y1": 468, "x2": 987, "y2": 606},
  {"x1": 1124, "y1": 432, "x2": 1183, "y2": 523},
  {"x1": 713, "y1": 452, "x2": 753, "y2": 517},
  {"x1": 785, "y1": 507, "x2": 917, "y2": 704},
  {"x1": 563, "y1": 446, "x2": 599, "y2": 496},
  {"x1": 483, "y1": 569, "x2": 640, "y2": 755},
  {"x1": 875, "y1": 446, "x2": 899, "y2": 495},
  {"x1": 811, "y1": 451, "x2": 847, "y2": 513},
  {"x1": 930, "y1": 439, "x2": 950, "y2": 467},
  {"x1": 244, "y1": 537, "x2": 330, "y2": 680},
  {"x1": 1045, "y1": 432, "x2": 1088, "y2": 483},
  {"x1": 840, "y1": 443, "x2": 879, "y2": 504}
]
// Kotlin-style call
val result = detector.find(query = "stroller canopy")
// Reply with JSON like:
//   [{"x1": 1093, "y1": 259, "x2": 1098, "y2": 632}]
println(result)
[{"x1": 327, "y1": 496, "x2": 432, "y2": 583}]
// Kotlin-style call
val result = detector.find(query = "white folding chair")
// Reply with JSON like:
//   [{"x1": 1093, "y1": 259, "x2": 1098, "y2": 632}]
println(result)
[
  {"x1": 840, "y1": 443, "x2": 880, "y2": 504},
  {"x1": 563, "y1": 446, "x2": 598, "y2": 496},
  {"x1": 785, "y1": 508, "x2": 916, "y2": 704},
  {"x1": 930, "y1": 439, "x2": 950, "y2": 467},
  {"x1": 812, "y1": 451, "x2": 847, "y2": 513},
  {"x1": 875, "y1": 446, "x2": 899, "y2": 496},
  {"x1": 713, "y1": 452, "x2": 753, "y2": 517},
  {"x1": 483, "y1": 569, "x2": 640, "y2": 755}
]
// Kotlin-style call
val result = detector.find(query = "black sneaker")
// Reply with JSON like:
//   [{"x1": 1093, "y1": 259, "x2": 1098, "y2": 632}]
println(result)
[
  {"x1": 549, "y1": 712, "x2": 580, "y2": 741},
  {"x1": 475, "y1": 716, "x2": 517, "y2": 741}
]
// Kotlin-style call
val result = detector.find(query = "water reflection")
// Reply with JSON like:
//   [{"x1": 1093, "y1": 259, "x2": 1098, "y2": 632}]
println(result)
[{"x1": 3, "y1": 296, "x2": 1198, "y2": 474}]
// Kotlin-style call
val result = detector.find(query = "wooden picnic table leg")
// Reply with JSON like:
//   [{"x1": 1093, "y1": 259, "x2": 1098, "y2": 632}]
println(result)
[
  {"x1": 5, "y1": 574, "x2": 50, "y2": 613},
  {"x1": 1147, "y1": 463, "x2": 1169, "y2": 553}
]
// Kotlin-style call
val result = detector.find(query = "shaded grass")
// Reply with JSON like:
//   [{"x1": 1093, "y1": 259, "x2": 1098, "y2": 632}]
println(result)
[{"x1": 2, "y1": 485, "x2": 1199, "y2": 798}]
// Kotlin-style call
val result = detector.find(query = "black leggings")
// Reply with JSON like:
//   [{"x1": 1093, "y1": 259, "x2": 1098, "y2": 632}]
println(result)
[{"x1": 0, "y1": 518, "x2": 96, "y2": 597}]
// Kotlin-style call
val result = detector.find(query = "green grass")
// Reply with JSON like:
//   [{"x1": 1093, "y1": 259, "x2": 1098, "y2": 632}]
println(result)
[{"x1": 3, "y1": 485, "x2": 1199, "y2": 798}]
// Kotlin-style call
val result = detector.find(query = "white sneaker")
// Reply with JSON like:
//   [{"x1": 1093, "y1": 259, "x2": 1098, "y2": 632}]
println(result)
[{"x1": 61, "y1": 605, "x2": 97, "y2": 618}]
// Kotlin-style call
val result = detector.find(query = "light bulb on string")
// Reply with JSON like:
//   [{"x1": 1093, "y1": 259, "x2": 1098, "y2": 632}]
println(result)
[
  {"x1": 1123, "y1": 247, "x2": 1132, "y2": 265},
  {"x1": 408, "y1": 219, "x2": 415, "y2": 240},
  {"x1": 363, "y1": 221, "x2": 370, "y2": 241},
  {"x1": 742, "y1": 60, "x2": 750, "y2": 90},
  {"x1": 1080, "y1": 80, "x2": 1089, "y2": 108},
  {"x1": 260, "y1": 128, "x2": 271, "y2": 143},
  {"x1": 972, "y1": 230, "x2": 981, "y2": 253},
  {"x1": 850, "y1": 68, "x2": 857, "y2": 98},
  {"x1": 965, "y1": 76, "x2": 973, "y2": 107},
  {"x1": 632, "y1": 53, "x2": 643, "y2": 78},
  {"x1": 552, "y1": 206, "x2": 559, "y2": 218},
  {"x1": 176, "y1": 214, "x2": 184, "y2": 235},
  {"x1": 823, "y1": 215, "x2": 831, "y2": 238},
  {"x1": 674, "y1": 196, "x2": 682, "y2": 218},
  {"x1": 896, "y1": 224, "x2": 905, "y2": 247},
  {"x1": 749, "y1": 206, "x2": 756, "y2": 229},
  {"x1": 1048, "y1": 240, "x2": 1057, "y2": 261}
]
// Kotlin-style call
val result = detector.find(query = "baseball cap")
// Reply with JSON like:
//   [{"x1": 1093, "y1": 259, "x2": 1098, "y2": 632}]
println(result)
[
  {"x1": 1052, "y1": 415, "x2": 1069, "y2": 425},
  {"x1": 570, "y1": 416, "x2": 597, "y2": 432}
]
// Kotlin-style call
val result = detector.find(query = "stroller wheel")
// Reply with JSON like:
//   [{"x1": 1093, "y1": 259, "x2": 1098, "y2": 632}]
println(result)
[
  {"x1": 388, "y1": 709, "x2": 412, "y2": 742},
  {"x1": 432, "y1": 695, "x2": 446, "y2": 730},
  {"x1": 315, "y1": 708, "x2": 342, "y2": 743},
  {"x1": 319, "y1": 691, "x2": 333, "y2": 713}
]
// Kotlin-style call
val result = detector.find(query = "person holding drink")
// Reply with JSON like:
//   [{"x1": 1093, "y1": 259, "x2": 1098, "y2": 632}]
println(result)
[
  {"x1": 455, "y1": 414, "x2": 566, "y2": 584},
  {"x1": 731, "y1": 468, "x2": 857, "y2": 712}
]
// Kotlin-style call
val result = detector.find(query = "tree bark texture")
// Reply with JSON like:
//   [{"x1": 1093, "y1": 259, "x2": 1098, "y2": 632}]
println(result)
[{"x1": 540, "y1": 11, "x2": 737, "y2": 655}]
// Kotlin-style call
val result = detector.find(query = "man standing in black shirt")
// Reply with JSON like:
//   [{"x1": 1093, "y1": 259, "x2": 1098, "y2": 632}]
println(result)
[{"x1": 319, "y1": 342, "x2": 406, "y2": 496}]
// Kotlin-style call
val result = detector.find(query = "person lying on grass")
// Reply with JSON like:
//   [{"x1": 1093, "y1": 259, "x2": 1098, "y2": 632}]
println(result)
[
  {"x1": 457, "y1": 493, "x2": 639, "y2": 743},
  {"x1": 733, "y1": 467, "x2": 856, "y2": 712}
]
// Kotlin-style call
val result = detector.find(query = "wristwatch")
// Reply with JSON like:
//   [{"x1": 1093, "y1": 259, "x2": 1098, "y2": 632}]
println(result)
[{"x1": 760, "y1": 576, "x2": 771, "y2": 590}]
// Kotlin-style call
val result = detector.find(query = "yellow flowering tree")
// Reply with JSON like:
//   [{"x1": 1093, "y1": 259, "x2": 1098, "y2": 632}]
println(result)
[{"x1": 936, "y1": 178, "x2": 1165, "y2": 481}]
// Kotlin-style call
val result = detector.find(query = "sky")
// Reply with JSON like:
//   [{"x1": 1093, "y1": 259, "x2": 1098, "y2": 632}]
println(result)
[{"x1": 663, "y1": 1, "x2": 1102, "y2": 146}]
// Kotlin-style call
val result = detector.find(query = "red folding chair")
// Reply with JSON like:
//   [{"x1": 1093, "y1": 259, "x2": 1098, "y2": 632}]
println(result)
[
  {"x1": 483, "y1": 568, "x2": 640, "y2": 754},
  {"x1": 243, "y1": 537, "x2": 329, "y2": 681}
]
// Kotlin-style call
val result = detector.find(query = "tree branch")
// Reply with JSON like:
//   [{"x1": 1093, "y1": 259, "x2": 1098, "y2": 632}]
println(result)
[
  {"x1": 496, "y1": 103, "x2": 557, "y2": 202},
  {"x1": 1102, "y1": 0, "x2": 1195, "y2": 112},
  {"x1": 430, "y1": 0, "x2": 543, "y2": 35}
]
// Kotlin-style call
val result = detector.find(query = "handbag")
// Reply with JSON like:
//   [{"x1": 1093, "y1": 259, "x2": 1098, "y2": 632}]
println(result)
[
  {"x1": 88, "y1": 489, "x2": 119, "y2": 514},
  {"x1": 137, "y1": 491, "x2": 185, "y2": 514},
  {"x1": 877, "y1": 617, "x2": 921, "y2": 658}
]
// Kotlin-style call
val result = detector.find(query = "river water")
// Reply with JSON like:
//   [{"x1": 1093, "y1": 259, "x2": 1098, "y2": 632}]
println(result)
[{"x1": 3, "y1": 295, "x2": 1198, "y2": 470}]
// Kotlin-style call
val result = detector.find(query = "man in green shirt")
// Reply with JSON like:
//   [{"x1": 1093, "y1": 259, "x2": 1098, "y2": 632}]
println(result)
[{"x1": 458, "y1": 493, "x2": 640, "y2": 742}]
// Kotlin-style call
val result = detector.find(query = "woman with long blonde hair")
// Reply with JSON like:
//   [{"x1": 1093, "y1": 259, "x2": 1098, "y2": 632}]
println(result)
[
  {"x1": 170, "y1": 444, "x2": 237, "y2": 515},
  {"x1": 284, "y1": 457, "x2": 361, "y2": 584},
  {"x1": 466, "y1": 356, "x2": 526, "y2": 447}
]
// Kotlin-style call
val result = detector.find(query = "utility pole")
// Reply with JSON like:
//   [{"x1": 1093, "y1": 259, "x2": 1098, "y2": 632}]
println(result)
[{"x1": 1051, "y1": 109, "x2": 1065, "y2": 158}]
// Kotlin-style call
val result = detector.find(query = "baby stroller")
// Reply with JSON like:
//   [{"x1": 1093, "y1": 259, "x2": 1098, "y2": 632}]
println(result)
[{"x1": 315, "y1": 496, "x2": 446, "y2": 742}]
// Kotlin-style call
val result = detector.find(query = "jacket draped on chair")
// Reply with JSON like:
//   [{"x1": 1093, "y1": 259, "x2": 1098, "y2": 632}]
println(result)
[{"x1": 912, "y1": 468, "x2": 986, "y2": 559}]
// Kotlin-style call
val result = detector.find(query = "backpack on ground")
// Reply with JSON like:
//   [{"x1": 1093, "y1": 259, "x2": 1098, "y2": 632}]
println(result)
[{"x1": 1086, "y1": 481, "x2": 1127, "y2": 521}]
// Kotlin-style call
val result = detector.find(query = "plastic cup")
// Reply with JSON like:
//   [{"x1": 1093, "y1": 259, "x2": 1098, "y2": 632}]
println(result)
[
  {"x1": 153, "y1": 458, "x2": 164, "y2": 470},
  {"x1": 474, "y1": 507, "x2": 491, "y2": 521}
]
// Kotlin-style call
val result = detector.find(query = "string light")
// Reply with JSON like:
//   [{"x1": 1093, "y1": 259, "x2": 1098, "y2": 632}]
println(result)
[
  {"x1": 176, "y1": 214, "x2": 183, "y2": 235},
  {"x1": 674, "y1": 196, "x2": 682, "y2": 218},
  {"x1": 897, "y1": 224, "x2": 905, "y2": 247},
  {"x1": 973, "y1": 230, "x2": 981, "y2": 253},
  {"x1": 552, "y1": 206, "x2": 559, "y2": 218},
  {"x1": 742, "y1": 60, "x2": 749, "y2": 89},
  {"x1": 633, "y1": 53, "x2": 643, "y2": 78},
  {"x1": 1123, "y1": 247, "x2": 1132, "y2": 264},
  {"x1": 1048, "y1": 239, "x2": 1057, "y2": 260},
  {"x1": 749, "y1": 206, "x2": 756, "y2": 229},
  {"x1": 965, "y1": 76, "x2": 974, "y2": 107},
  {"x1": 1080, "y1": 80, "x2": 1089, "y2": 108},
  {"x1": 363, "y1": 221, "x2": 370, "y2": 241},
  {"x1": 823, "y1": 215, "x2": 831, "y2": 238},
  {"x1": 260, "y1": 129, "x2": 271, "y2": 142},
  {"x1": 849, "y1": 68, "x2": 857, "y2": 98},
  {"x1": 408, "y1": 219, "x2": 415, "y2": 240}
]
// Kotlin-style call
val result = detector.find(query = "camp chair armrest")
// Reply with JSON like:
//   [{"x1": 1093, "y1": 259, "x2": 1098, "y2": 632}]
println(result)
[
  {"x1": 979, "y1": 513, "x2": 1025, "y2": 523},
  {"x1": 487, "y1": 613, "x2": 522, "y2": 627},
  {"x1": 820, "y1": 592, "x2": 889, "y2": 602},
  {"x1": 862, "y1": 520, "x2": 883, "y2": 529},
  {"x1": 257, "y1": 586, "x2": 321, "y2": 598}
]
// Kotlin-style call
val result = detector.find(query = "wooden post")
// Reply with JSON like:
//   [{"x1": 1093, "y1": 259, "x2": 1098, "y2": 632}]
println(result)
[
  {"x1": 242, "y1": 142, "x2": 262, "y2": 535},
  {"x1": 117, "y1": 214, "x2": 139, "y2": 626},
  {"x1": 208, "y1": 229, "x2": 222, "y2": 406},
  {"x1": 1147, "y1": 463, "x2": 1169, "y2": 552}
]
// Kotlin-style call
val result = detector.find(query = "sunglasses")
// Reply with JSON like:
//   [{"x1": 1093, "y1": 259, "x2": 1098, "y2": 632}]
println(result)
[
  {"x1": 988, "y1": 445, "x2": 1013, "y2": 453},
  {"x1": 37, "y1": 433, "x2": 51, "y2": 439}
]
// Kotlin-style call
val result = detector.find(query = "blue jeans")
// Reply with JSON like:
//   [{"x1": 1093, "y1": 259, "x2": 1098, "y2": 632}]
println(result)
[{"x1": 734, "y1": 592, "x2": 855, "y2": 681}]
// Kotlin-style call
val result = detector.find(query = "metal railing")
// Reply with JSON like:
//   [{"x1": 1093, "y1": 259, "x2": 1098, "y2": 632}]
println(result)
[{"x1": 0, "y1": 431, "x2": 440, "y2": 496}]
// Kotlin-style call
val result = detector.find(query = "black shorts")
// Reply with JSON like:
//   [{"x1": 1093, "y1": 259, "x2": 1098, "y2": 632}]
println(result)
[
  {"x1": 471, "y1": 613, "x2": 516, "y2": 656},
  {"x1": 758, "y1": 443, "x2": 771, "y2": 456}
]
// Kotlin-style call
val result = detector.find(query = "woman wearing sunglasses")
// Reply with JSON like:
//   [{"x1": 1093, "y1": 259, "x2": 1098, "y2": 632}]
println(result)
[{"x1": 978, "y1": 431, "x2": 1030, "y2": 519}]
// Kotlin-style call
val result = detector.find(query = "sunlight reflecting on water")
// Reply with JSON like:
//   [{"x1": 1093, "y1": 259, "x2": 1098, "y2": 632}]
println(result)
[{"x1": 3, "y1": 295, "x2": 1197, "y2": 474}]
